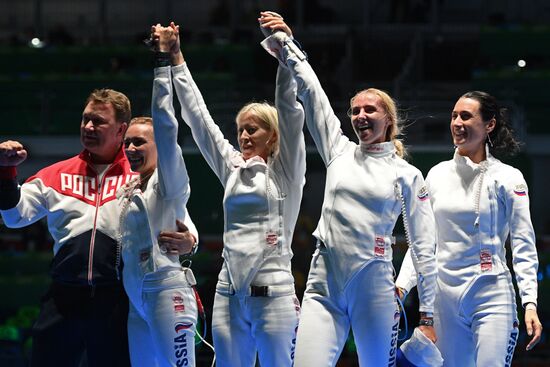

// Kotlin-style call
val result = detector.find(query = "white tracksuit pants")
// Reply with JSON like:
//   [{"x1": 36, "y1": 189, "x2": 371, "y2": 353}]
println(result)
[
  {"x1": 127, "y1": 269, "x2": 198, "y2": 367},
  {"x1": 435, "y1": 272, "x2": 519, "y2": 367},
  {"x1": 211, "y1": 283, "x2": 300, "y2": 367},
  {"x1": 294, "y1": 247, "x2": 400, "y2": 366}
]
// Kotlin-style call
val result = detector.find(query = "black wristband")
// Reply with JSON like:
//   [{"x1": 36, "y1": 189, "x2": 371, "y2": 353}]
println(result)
[
  {"x1": 419, "y1": 318, "x2": 434, "y2": 327},
  {"x1": 0, "y1": 178, "x2": 21, "y2": 210},
  {"x1": 154, "y1": 51, "x2": 172, "y2": 68}
]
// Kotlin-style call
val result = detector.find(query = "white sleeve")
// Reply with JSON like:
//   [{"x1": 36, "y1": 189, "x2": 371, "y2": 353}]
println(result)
[
  {"x1": 504, "y1": 169, "x2": 538, "y2": 307},
  {"x1": 278, "y1": 37, "x2": 349, "y2": 166},
  {"x1": 171, "y1": 63, "x2": 238, "y2": 185},
  {"x1": 400, "y1": 170, "x2": 437, "y2": 313},
  {"x1": 151, "y1": 66, "x2": 190, "y2": 200},
  {"x1": 395, "y1": 248, "x2": 417, "y2": 294},
  {"x1": 274, "y1": 64, "x2": 306, "y2": 183}
]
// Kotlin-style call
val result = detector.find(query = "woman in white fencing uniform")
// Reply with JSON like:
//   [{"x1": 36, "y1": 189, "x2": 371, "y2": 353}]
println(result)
[
  {"x1": 162, "y1": 21, "x2": 306, "y2": 366},
  {"x1": 259, "y1": 12, "x2": 437, "y2": 366},
  {"x1": 396, "y1": 91, "x2": 542, "y2": 366},
  {"x1": 117, "y1": 26, "x2": 199, "y2": 367}
]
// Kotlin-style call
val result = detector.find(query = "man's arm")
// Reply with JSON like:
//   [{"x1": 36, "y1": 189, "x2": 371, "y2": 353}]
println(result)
[{"x1": 0, "y1": 140, "x2": 27, "y2": 210}]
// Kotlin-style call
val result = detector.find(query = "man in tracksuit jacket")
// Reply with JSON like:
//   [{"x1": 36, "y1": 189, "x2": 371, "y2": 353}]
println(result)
[{"x1": 0, "y1": 89, "x2": 137, "y2": 367}]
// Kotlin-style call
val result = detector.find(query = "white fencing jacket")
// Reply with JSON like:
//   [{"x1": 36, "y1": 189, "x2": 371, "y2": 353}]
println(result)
[
  {"x1": 279, "y1": 35, "x2": 437, "y2": 313},
  {"x1": 171, "y1": 62, "x2": 306, "y2": 298},
  {"x1": 117, "y1": 66, "x2": 198, "y2": 305},
  {"x1": 396, "y1": 149, "x2": 538, "y2": 308}
]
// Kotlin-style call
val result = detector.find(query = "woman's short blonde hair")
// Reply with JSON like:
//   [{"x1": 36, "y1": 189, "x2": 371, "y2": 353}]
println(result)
[
  {"x1": 350, "y1": 88, "x2": 406, "y2": 158},
  {"x1": 236, "y1": 102, "x2": 279, "y2": 156},
  {"x1": 129, "y1": 116, "x2": 153, "y2": 126}
]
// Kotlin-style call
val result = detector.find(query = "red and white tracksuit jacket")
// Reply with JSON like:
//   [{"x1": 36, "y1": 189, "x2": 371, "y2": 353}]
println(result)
[{"x1": 1, "y1": 148, "x2": 138, "y2": 286}]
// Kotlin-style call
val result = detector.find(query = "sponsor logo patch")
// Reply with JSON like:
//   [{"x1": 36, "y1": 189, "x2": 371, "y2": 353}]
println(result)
[
  {"x1": 480, "y1": 249, "x2": 493, "y2": 272},
  {"x1": 364, "y1": 145, "x2": 384, "y2": 152},
  {"x1": 173, "y1": 294, "x2": 185, "y2": 313},
  {"x1": 265, "y1": 231, "x2": 278, "y2": 246},
  {"x1": 375, "y1": 236, "x2": 385, "y2": 256}
]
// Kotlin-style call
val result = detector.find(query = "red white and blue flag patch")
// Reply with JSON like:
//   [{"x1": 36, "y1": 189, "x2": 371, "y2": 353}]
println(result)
[
  {"x1": 174, "y1": 323, "x2": 193, "y2": 333},
  {"x1": 513, "y1": 184, "x2": 527, "y2": 196},
  {"x1": 417, "y1": 186, "x2": 429, "y2": 201}
]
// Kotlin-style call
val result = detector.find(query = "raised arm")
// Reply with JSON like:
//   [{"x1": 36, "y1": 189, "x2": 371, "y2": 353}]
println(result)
[
  {"x1": 0, "y1": 141, "x2": 26, "y2": 210},
  {"x1": 259, "y1": 14, "x2": 348, "y2": 166},
  {"x1": 150, "y1": 24, "x2": 190, "y2": 199},
  {"x1": 275, "y1": 65, "x2": 306, "y2": 182},
  {"x1": 259, "y1": 12, "x2": 306, "y2": 182},
  {"x1": 166, "y1": 23, "x2": 238, "y2": 185},
  {"x1": 0, "y1": 141, "x2": 48, "y2": 227}
]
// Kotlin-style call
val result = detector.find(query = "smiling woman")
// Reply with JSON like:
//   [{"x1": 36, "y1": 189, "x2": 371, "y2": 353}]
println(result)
[
  {"x1": 396, "y1": 90, "x2": 542, "y2": 366},
  {"x1": 258, "y1": 13, "x2": 438, "y2": 366},
  {"x1": 348, "y1": 88, "x2": 405, "y2": 157},
  {"x1": 450, "y1": 96, "x2": 495, "y2": 163},
  {"x1": 116, "y1": 80, "x2": 200, "y2": 366},
  {"x1": 124, "y1": 117, "x2": 158, "y2": 182}
]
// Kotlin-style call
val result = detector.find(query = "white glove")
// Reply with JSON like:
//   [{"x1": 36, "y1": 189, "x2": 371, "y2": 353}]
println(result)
[{"x1": 398, "y1": 327, "x2": 444, "y2": 367}]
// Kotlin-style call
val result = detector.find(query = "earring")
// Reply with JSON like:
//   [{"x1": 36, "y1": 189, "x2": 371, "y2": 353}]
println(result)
[{"x1": 487, "y1": 134, "x2": 494, "y2": 147}]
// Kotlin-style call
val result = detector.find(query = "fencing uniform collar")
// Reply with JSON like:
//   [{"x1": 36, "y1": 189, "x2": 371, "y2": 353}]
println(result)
[
  {"x1": 230, "y1": 154, "x2": 268, "y2": 168},
  {"x1": 360, "y1": 141, "x2": 395, "y2": 156},
  {"x1": 453, "y1": 144, "x2": 494, "y2": 170}
]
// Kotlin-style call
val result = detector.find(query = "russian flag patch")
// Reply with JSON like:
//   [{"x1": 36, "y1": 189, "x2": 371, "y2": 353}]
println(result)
[{"x1": 513, "y1": 184, "x2": 527, "y2": 196}]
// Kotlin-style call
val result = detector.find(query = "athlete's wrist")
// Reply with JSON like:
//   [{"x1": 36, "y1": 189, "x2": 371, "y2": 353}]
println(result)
[
  {"x1": 170, "y1": 51, "x2": 184, "y2": 66},
  {"x1": 154, "y1": 51, "x2": 171, "y2": 68},
  {"x1": 0, "y1": 166, "x2": 17, "y2": 179},
  {"x1": 181, "y1": 236, "x2": 198, "y2": 257}
]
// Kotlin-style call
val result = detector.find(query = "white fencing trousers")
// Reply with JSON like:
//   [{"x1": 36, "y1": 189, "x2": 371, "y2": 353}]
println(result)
[
  {"x1": 434, "y1": 272, "x2": 519, "y2": 367},
  {"x1": 211, "y1": 287, "x2": 300, "y2": 367},
  {"x1": 127, "y1": 270, "x2": 198, "y2": 367},
  {"x1": 294, "y1": 248, "x2": 400, "y2": 366}
]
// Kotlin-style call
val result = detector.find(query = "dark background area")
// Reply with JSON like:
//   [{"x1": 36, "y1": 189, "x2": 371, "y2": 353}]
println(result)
[{"x1": 0, "y1": 0, "x2": 549, "y2": 365}]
